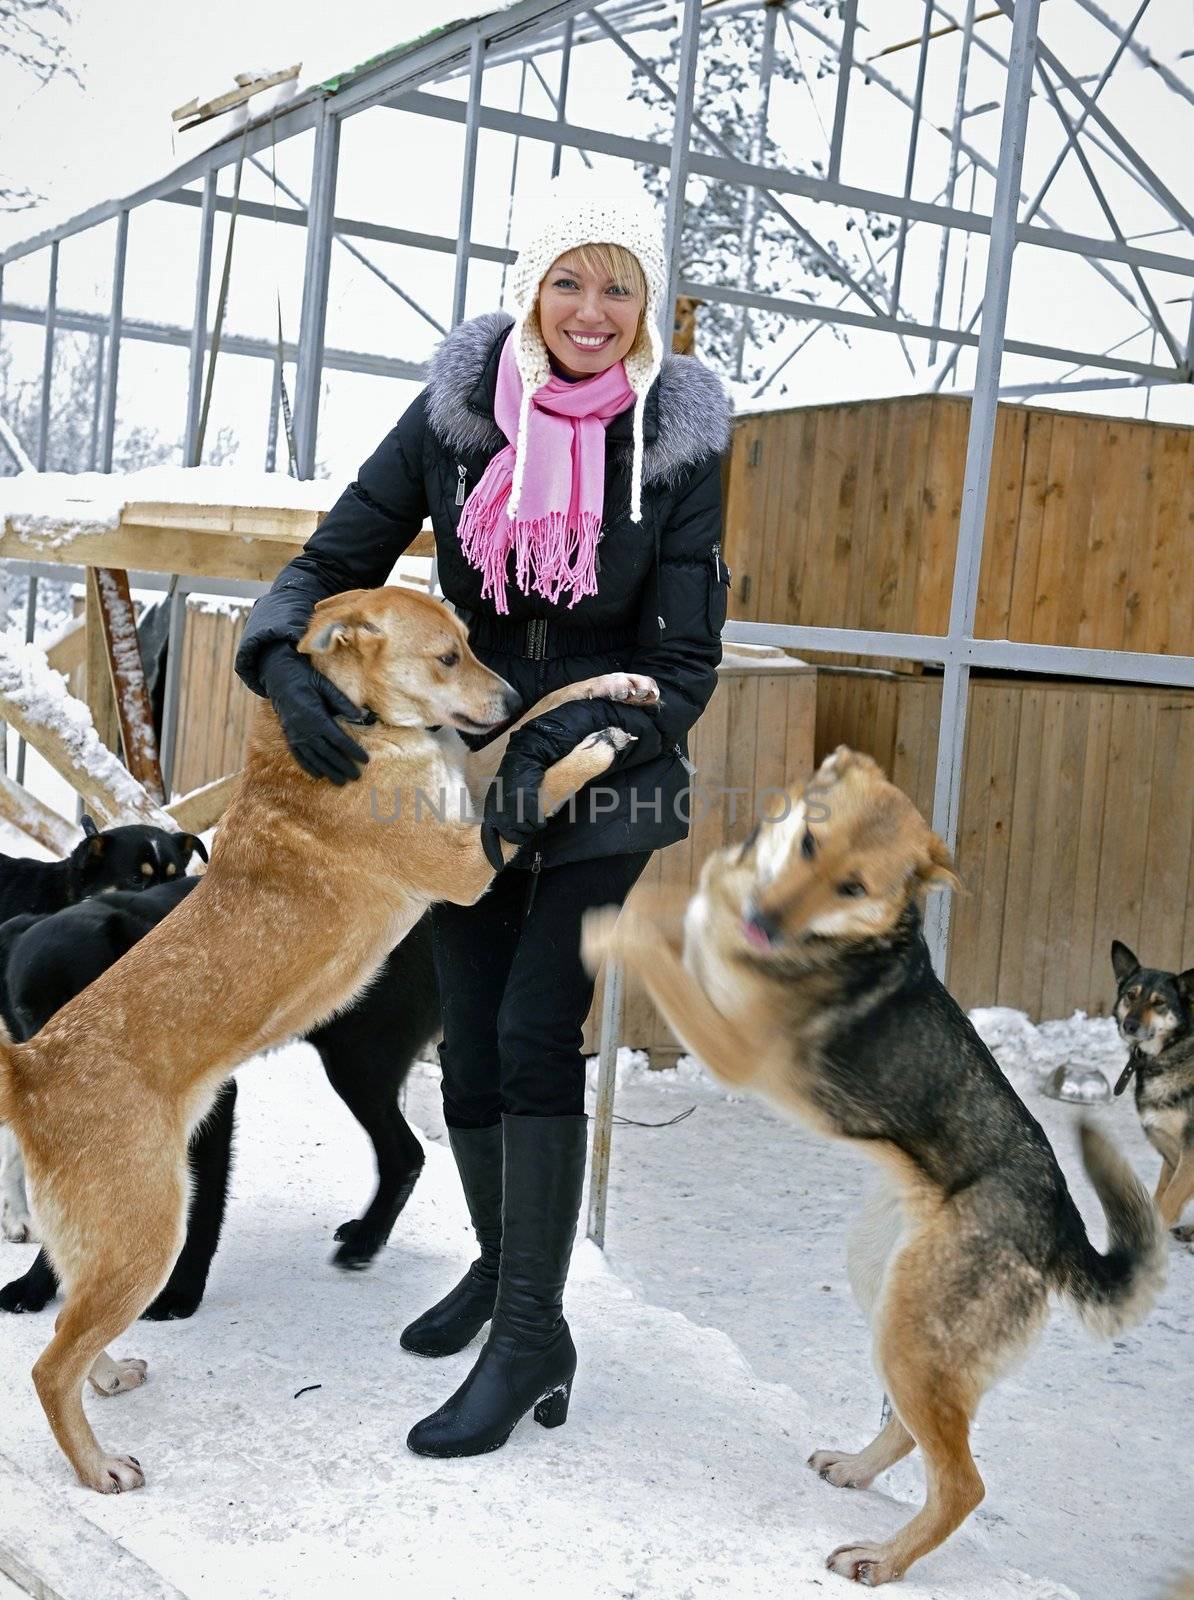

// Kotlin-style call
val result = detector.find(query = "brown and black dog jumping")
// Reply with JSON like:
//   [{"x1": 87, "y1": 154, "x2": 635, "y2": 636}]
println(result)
[
  {"x1": 584, "y1": 747, "x2": 1164, "y2": 1587},
  {"x1": 0, "y1": 585, "x2": 657, "y2": 1495}
]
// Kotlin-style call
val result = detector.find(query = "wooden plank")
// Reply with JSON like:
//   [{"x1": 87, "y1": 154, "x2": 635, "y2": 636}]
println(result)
[
  {"x1": 1027, "y1": 416, "x2": 1075, "y2": 647},
  {"x1": 1018, "y1": 687, "x2": 1067, "y2": 1020},
  {"x1": 943, "y1": 679, "x2": 994, "y2": 1007},
  {"x1": 45, "y1": 614, "x2": 87, "y2": 678},
  {"x1": 974, "y1": 405, "x2": 1028, "y2": 641},
  {"x1": 1006, "y1": 409, "x2": 1054, "y2": 645},
  {"x1": 785, "y1": 407, "x2": 824, "y2": 620},
  {"x1": 911, "y1": 677, "x2": 942, "y2": 824},
  {"x1": 1064, "y1": 688, "x2": 1113, "y2": 1013},
  {"x1": 752, "y1": 413, "x2": 793, "y2": 626},
  {"x1": 887, "y1": 398, "x2": 935, "y2": 640},
  {"x1": 166, "y1": 770, "x2": 242, "y2": 835},
  {"x1": 0, "y1": 635, "x2": 172, "y2": 829},
  {"x1": 965, "y1": 684, "x2": 1020, "y2": 1009},
  {"x1": 918, "y1": 396, "x2": 969, "y2": 637},
  {"x1": 784, "y1": 671, "x2": 818, "y2": 787},
  {"x1": 722, "y1": 418, "x2": 763, "y2": 622},
  {"x1": 93, "y1": 567, "x2": 165, "y2": 802},
  {"x1": 1075, "y1": 417, "x2": 1129, "y2": 653},
  {"x1": 1137, "y1": 693, "x2": 1194, "y2": 966},
  {"x1": 84, "y1": 569, "x2": 121, "y2": 755},
  {"x1": 1085, "y1": 688, "x2": 1158, "y2": 1012},
  {"x1": 996, "y1": 685, "x2": 1045, "y2": 1008},
  {"x1": 0, "y1": 522, "x2": 308, "y2": 583},
  {"x1": 1038, "y1": 687, "x2": 1091, "y2": 1021},
  {"x1": 1118, "y1": 425, "x2": 1161, "y2": 657},
  {"x1": 1139, "y1": 422, "x2": 1190, "y2": 656},
  {"x1": 0, "y1": 772, "x2": 77, "y2": 855}
]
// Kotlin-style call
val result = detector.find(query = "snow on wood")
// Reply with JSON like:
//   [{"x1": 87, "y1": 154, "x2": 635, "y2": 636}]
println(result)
[
  {"x1": 0, "y1": 771, "x2": 77, "y2": 856},
  {"x1": 166, "y1": 770, "x2": 241, "y2": 835},
  {"x1": 0, "y1": 629, "x2": 172, "y2": 829},
  {"x1": 0, "y1": 466, "x2": 332, "y2": 554},
  {"x1": 94, "y1": 567, "x2": 165, "y2": 801}
]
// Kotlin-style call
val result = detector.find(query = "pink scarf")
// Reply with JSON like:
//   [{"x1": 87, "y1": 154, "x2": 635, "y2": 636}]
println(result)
[{"x1": 456, "y1": 334, "x2": 635, "y2": 614}]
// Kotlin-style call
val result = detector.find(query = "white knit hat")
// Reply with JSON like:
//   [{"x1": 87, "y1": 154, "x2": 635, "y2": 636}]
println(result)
[{"x1": 506, "y1": 174, "x2": 667, "y2": 524}]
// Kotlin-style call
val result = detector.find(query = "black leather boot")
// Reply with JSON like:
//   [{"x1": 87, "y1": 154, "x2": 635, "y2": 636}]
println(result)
[
  {"x1": 406, "y1": 1113, "x2": 586, "y2": 1459},
  {"x1": 400, "y1": 1124, "x2": 503, "y2": 1357}
]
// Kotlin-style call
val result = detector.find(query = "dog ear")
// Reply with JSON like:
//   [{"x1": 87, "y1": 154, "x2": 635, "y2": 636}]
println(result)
[
  {"x1": 174, "y1": 831, "x2": 209, "y2": 865},
  {"x1": 298, "y1": 612, "x2": 383, "y2": 656},
  {"x1": 917, "y1": 833, "x2": 962, "y2": 894},
  {"x1": 80, "y1": 814, "x2": 101, "y2": 838},
  {"x1": 1176, "y1": 968, "x2": 1194, "y2": 1009},
  {"x1": 1110, "y1": 940, "x2": 1139, "y2": 983}
]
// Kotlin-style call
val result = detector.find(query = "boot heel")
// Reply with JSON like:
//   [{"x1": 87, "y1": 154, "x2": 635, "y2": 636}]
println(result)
[{"x1": 533, "y1": 1380, "x2": 572, "y2": 1429}]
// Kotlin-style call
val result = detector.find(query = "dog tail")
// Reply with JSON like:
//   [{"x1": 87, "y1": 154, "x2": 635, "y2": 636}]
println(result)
[{"x1": 1059, "y1": 1121, "x2": 1166, "y2": 1337}]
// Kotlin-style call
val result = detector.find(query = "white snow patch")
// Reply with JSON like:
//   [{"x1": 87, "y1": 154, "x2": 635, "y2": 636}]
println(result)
[{"x1": 0, "y1": 1043, "x2": 1084, "y2": 1600}]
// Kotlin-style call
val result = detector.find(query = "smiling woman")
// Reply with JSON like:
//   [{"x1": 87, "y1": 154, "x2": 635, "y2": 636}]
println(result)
[
  {"x1": 234, "y1": 173, "x2": 731, "y2": 1469},
  {"x1": 535, "y1": 243, "x2": 647, "y2": 379}
]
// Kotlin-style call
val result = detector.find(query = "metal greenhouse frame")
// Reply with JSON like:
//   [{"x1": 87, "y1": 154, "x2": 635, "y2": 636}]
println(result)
[{"x1": 1, "y1": 0, "x2": 1192, "y2": 1237}]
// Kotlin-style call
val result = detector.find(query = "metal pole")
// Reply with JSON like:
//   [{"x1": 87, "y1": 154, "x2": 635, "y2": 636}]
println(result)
[
  {"x1": 265, "y1": 349, "x2": 282, "y2": 471},
  {"x1": 159, "y1": 588, "x2": 187, "y2": 796},
  {"x1": 17, "y1": 243, "x2": 59, "y2": 785},
  {"x1": 36, "y1": 241, "x2": 59, "y2": 471},
  {"x1": 929, "y1": 0, "x2": 976, "y2": 363},
  {"x1": 827, "y1": 0, "x2": 857, "y2": 184},
  {"x1": 925, "y1": 0, "x2": 1042, "y2": 976},
  {"x1": 293, "y1": 103, "x2": 341, "y2": 480},
  {"x1": 184, "y1": 170, "x2": 217, "y2": 467},
  {"x1": 500, "y1": 61, "x2": 529, "y2": 305},
  {"x1": 452, "y1": 37, "x2": 486, "y2": 328},
  {"x1": 99, "y1": 210, "x2": 129, "y2": 475},
  {"x1": 88, "y1": 332, "x2": 105, "y2": 471},
  {"x1": 891, "y1": 3, "x2": 935, "y2": 314},
  {"x1": 658, "y1": 0, "x2": 702, "y2": 350},
  {"x1": 732, "y1": 2, "x2": 779, "y2": 377},
  {"x1": 551, "y1": 17, "x2": 574, "y2": 179},
  {"x1": 586, "y1": 959, "x2": 625, "y2": 1249}
]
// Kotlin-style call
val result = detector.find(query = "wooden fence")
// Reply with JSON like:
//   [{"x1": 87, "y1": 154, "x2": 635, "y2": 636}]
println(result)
[{"x1": 723, "y1": 396, "x2": 1194, "y2": 666}]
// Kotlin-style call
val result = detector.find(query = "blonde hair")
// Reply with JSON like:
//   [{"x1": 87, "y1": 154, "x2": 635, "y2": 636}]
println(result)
[{"x1": 543, "y1": 241, "x2": 647, "y2": 305}]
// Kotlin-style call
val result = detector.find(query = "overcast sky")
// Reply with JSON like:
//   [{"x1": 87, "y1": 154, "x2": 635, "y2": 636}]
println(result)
[{"x1": 0, "y1": 0, "x2": 1190, "y2": 481}]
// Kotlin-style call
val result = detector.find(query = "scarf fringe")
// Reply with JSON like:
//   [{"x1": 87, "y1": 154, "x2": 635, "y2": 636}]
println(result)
[{"x1": 459, "y1": 485, "x2": 602, "y2": 614}]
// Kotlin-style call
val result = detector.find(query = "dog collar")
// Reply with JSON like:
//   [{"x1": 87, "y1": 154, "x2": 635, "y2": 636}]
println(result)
[{"x1": 1113, "y1": 1058, "x2": 1136, "y2": 1096}]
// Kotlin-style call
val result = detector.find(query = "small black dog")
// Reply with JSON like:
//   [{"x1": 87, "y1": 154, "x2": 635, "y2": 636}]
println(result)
[
  {"x1": 0, "y1": 817, "x2": 206, "y2": 924},
  {"x1": 1111, "y1": 939, "x2": 1194, "y2": 1240},
  {"x1": 0, "y1": 880, "x2": 439, "y2": 1317},
  {"x1": 0, "y1": 818, "x2": 208, "y2": 1241}
]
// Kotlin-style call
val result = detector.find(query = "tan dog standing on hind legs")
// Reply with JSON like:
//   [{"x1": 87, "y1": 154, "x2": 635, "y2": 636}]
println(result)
[
  {"x1": 582, "y1": 748, "x2": 1165, "y2": 1587},
  {"x1": 0, "y1": 584, "x2": 657, "y2": 1495}
]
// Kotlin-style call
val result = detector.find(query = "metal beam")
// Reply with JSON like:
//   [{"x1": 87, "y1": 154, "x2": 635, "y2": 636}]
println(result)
[
  {"x1": 36, "y1": 241, "x2": 59, "y2": 472},
  {"x1": 392, "y1": 89, "x2": 1194, "y2": 280},
  {"x1": 184, "y1": 172, "x2": 217, "y2": 467},
  {"x1": 452, "y1": 36, "x2": 486, "y2": 327},
  {"x1": 827, "y1": 0, "x2": 857, "y2": 185},
  {"x1": 679, "y1": 278, "x2": 1181, "y2": 383},
  {"x1": 99, "y1": 210, "x2": 129, "y2": 474},
  {"x1": 551, "y1": 16, "x2": 574, "y2": 178},
  {"x1": 891, "y1": 1, "x2": 936, "y2": 314},
  {"x1": 245, "y1": 155, "x2": 446, "y2": 336},
  {"x1": 1071, "y1": 0, "x2": 1194, "y2": 109},
  {"x1": 929, "y1": 0, "x2": 977, "y2": 362},
  {"x1": 293, "y1": 103, "x2": 340, "y2": 479},
  {"x1": 659, "y1": 0, "x2": 701, "y2": 349},
  {"x1": 927, "y1": 0, "x2": 1041, "y2": 973},
  {"x1": 0, "y1": 298, "x2": 426, "y2": 382},
  {"x1": 162, "y1": 186, "x2": 516, "y2": 268}
]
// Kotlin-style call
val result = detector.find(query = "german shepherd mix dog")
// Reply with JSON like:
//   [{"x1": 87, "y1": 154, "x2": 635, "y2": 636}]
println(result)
[
  {"x1": 0, "y1": 822, "x2": 207, "y2": 1244},
  {"x1": 0, "y1": 883, "x2": 439, "y2": 1318},
  {"x1": 1111, "y1": 940, "x2": 1194, "y2": 1241},
  {"x1": 0, "y1": 585, "x2": 651, "y2": 1495},
  {"x1": 583, "y1": 748, "x2": 1165, "y2": 1588}
]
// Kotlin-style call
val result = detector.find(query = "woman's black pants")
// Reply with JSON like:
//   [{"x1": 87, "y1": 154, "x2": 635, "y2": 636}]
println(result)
[{"x1": 430, "y1": 851, "x2": 651, "y2": 1126}]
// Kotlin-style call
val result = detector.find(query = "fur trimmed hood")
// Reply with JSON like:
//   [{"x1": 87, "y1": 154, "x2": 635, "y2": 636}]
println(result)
[{"x1": 424, "y1": 311, "x2": 731, "y2": 488}]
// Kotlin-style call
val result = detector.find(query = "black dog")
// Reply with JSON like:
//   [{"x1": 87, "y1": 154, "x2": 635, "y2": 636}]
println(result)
[
  {"x1": 0, "y1": 817, "x2": 206, "y2": 924},
  {"x1": 0, "y1": 880, "x2": 439, "y2": 1317}
]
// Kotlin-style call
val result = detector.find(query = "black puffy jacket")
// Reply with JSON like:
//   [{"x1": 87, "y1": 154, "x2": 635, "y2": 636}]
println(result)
[{"x1": 235, "y1": 312, "x2": 732, "y2": 868}]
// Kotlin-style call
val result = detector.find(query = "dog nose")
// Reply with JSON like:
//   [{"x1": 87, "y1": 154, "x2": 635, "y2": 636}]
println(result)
[
  {"x1": 743, "y1": 902, "x2": 780, "y2": 950},
  {"x1": 1122, "y1": 1017, "x2": 1141, "y2": 1037},
  {"x1": 500, "y1": 685, "x2": 522, "y2": 721}
]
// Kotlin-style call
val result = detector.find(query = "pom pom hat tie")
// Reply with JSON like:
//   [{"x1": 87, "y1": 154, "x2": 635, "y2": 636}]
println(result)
[{"x1": 455, "y1": 176, "x2": 666, "y2": 613}]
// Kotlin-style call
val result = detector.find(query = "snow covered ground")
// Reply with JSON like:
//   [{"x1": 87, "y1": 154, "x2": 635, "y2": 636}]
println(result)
[{"x1": 0, "y1": 1008, "x2": 1189, "y2": 1600}]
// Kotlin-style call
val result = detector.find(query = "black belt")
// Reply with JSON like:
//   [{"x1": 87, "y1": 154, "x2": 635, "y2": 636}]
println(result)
[{"x1": 456, "y1": 607, "x2": 636, "y2": 662}]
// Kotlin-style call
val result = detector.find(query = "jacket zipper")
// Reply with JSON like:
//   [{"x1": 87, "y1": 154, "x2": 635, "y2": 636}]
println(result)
[
  {"x1": 455, "y1": 464, "x2": 467, "y2": 506},
  {"x1": 710, "y1": 542, "x2": 726, "y2": 583},
  {"x1": 673, "y1": 742, "x2": 697, "y2": 777},
  {"x1": 524, "y1": 849, "x2": 543, "y2": 917}
]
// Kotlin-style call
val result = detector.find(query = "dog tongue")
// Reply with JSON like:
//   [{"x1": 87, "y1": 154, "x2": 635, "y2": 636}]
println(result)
[{"x1": 742, "y1": 919, "x2": 771, "y2": 950}]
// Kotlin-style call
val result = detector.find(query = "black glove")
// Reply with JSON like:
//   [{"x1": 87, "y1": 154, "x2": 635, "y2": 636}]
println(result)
[
  {"x1": 480, "y1": 709, "x2": 616, "y2": 870},
  {"x1": 258, "y1": 640, "x2": 372, "y2": 784}
]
